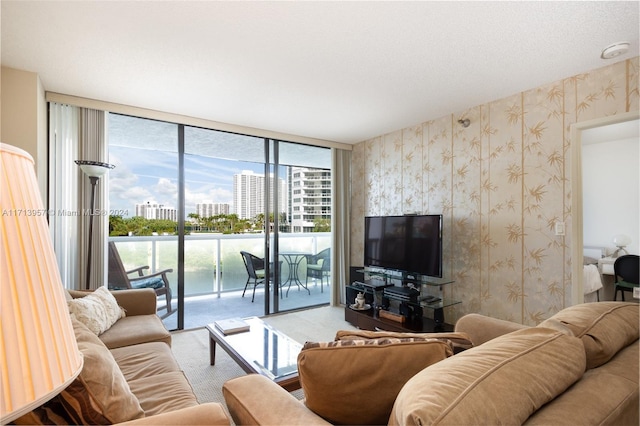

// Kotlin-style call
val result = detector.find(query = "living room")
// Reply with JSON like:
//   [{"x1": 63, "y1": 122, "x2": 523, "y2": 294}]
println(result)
[
  {"x1": 1, "y1": 2, "x2": 639, "y2": 425},
  {"x1": 3, "y1": 1, "x2": 639, "y2": 322}
]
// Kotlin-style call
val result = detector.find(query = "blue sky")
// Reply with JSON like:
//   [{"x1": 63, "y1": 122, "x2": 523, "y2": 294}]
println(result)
[
  {"x1": 106, "y1": 113, "x2": 330, "y2": 217},
  {"x1": 108, "y1": 145, "x2": 265, "y2": 217}
]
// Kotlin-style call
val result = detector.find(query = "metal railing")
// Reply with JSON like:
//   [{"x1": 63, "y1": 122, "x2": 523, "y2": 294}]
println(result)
[{"x1": 109, "y1": 232, "x2": 331, "y2": 298}]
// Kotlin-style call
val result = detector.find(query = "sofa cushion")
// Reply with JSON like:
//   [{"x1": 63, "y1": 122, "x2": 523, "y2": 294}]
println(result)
[
  {"x1": 127, "y1": 372, "x2": 199, "y2": 417},
  {"x1": 523, "y1": 341, "x2": 639, "y2": 425},
  {"x1": 390, "y1": 328, "x2": 586, "y2": 426},
  {"x1": 67, "y1": 286, "x2": 125, "y2": 335},
  {"x1": 538, "y1": 302, "x2": 639, "y2": 369},
  {"x1": 111, "y1": 342, "x2": 182, "y2": 382},
  {"x1": 298, "y1": 337, "x2": 453, "y2": 425},
  {"x1": 335, "y1": 329, "x2": 473, "y2": 353},
  {"x1": 99, "y1": 314, "x2": 171, "y2": 349},
  {"x1": 70, "y1": 318, "x2": 145, "y2": 422},
  {"x1": 15, "y1": 318, "x2": 145, "y2": 424}
]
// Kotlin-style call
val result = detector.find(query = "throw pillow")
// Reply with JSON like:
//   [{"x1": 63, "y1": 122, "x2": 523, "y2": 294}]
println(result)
[
  {"x1": 68, "y1": 286, "x2": 125, "y2": 335},
  {"x1": 14, "y1": 318, "x2": 144, "y2": 425},
  {"x1": 298, "y1": 337, "x2": 453, "y2": 425},
  {"x1": 390, "y1": 327, "x2": 586, "y2": 426},
  {"x1": 335, "y1": 329, "x2": 474, "y2": 353}
]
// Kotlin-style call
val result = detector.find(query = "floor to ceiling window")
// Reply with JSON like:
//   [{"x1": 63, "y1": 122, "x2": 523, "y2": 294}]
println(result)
[
  {"x1": 107, "y1": 114, "x2": 179, "y2": 322},
  {"x1": 107, "y1": 114, "x2": 332, "y2": 330}
]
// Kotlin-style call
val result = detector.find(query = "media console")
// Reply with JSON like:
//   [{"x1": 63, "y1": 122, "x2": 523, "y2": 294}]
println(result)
[
  {"x1": 344, "y1": 305, "x2": 454, "y2": 332},
  {"x1": 344, "y1": 269, "x2": 459, "y2": 333}
]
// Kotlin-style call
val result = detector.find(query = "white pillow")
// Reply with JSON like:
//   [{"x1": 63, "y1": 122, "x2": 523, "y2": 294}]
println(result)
[{"x1": 68, "y1": 287, "x2": 125, "y2": 335}]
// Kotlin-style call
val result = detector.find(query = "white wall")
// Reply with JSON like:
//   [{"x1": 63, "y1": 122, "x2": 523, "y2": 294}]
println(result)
[{"x1": 582, "y1": 133, "x2": 639, "y2": 256}]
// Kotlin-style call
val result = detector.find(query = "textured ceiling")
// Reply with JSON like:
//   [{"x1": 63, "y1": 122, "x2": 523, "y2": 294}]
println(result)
[{"x1": 2, "y1": 1, "x2": 639, "y2": 144}]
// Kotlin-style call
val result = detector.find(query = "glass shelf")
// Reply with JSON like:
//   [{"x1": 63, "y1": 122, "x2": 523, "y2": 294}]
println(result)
[
  {"x1": 351, "y1": 267, "x2": 459, "y2": 323},
  {"x1": 357, "y1": 268, "x2": 454, "y2": 287},
  {"x1": 418, "y1": 297, "x2": 461, "y2": 311}
]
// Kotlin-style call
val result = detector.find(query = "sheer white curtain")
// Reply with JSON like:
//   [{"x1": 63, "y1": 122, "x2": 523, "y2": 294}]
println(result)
[
  {"x1": 49, "y1": 103, "x2": 109, "y2": 290},
  {"x1": 331, "y1": 148, "x2": 351, "y2": 306},
  {"x1": 49, "y1": 103, "x2": 80, "y2": 289}
]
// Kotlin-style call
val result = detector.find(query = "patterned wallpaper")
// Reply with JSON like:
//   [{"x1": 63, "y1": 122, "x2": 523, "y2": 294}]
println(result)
[{"x1": 351, "y1": 57, "x2": 639, "y2": 325}]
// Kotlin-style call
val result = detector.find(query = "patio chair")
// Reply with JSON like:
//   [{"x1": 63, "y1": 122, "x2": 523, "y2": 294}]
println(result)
[
  {"x1": 108, "y1": 242, "x2": 174, "y2": 319},
  {"x1": 305, "y1": 248, "x2": 330, "y2": 293},
  {"x1": 240, "y1": 251, "x2": 279, "y2": 302}
]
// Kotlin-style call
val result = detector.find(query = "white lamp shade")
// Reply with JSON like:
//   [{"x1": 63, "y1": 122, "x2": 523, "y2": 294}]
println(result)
[
  {"x1": 612, "y1": 234, "x2": 632, "y2": 248},
  {"x1": 1, "y1": 143, "x2": 83, "y2": 423},
  {"x1": 74, "y1": 160, "x2": 114, "y2": 177}
]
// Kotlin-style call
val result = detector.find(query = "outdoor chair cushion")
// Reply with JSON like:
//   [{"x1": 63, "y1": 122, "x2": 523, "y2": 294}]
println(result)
[{"x1": 130, "y1": 276, "x2": 166, "y2": 290}]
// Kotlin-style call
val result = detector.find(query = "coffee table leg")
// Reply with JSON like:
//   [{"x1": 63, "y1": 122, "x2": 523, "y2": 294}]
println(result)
[{"x1": 209, "y1": 334, "x2": 217, "y2": 365}]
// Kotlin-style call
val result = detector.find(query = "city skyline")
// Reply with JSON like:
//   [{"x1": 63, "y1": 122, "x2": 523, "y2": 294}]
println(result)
[
  {"x1": 107, "y1": 113, "x2": 331, "y2": 221},
  {"x1": 108, "y1": 144, "x2": 270, "y2": 217}
]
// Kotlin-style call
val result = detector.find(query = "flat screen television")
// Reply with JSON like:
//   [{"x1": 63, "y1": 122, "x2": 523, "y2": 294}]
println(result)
[{"x1": 364, "y1": 214, "x2": 443, "y2": 278}]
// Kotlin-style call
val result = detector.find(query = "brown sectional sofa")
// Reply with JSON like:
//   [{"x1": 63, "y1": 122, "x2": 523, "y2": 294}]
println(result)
[
  {"x1": 223, "y1": 302, "x2": 639, "y2": 425},
  {"x1": 19, "y1": 288, "x2": 229, "y2": 425}
]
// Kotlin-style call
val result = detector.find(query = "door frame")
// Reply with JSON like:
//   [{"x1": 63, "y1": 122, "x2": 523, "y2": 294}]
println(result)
[{"x1": 569, "y1": 110, "x2": 639, "y2": 305}]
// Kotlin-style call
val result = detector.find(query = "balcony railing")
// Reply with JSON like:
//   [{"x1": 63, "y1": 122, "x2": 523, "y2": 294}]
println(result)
[{"x1": 109, "y1": 232, "x2": 331, "y2": 298}]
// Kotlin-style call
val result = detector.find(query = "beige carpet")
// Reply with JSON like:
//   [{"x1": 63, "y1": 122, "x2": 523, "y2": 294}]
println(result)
[{"x1": 170, "y1": 305, "x2": 356, "y2": 415}]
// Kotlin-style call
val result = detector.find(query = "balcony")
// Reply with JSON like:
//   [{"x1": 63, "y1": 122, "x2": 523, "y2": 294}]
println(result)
[{"x1": 110, "y1": 232, "x2": 331, "y2": 330}]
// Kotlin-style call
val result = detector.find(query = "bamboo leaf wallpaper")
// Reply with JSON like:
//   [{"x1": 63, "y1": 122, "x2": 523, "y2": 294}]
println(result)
[{"x1": 351, "y1": 57, "x2": 639, "y2": 325}]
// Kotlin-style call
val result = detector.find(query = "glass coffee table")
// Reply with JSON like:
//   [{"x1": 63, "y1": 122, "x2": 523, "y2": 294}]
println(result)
[{"x1": 206, "y1": 316, "x2": 302, "y2": 391}]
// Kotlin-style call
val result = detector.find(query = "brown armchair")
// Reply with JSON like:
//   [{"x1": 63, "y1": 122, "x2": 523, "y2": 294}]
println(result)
[{"x1": 108, "y1": 241, "x2": 174, "y2": 319}]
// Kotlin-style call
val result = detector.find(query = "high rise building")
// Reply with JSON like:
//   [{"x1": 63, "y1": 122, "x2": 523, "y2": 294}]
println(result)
[
  {"x1": 135, "y1": 202, "x2": 177, "y2": 221},
  {"x1": 233, "y1": 170, "x2": 287, "y2": 220},
  {"x1": 289, "y1": 167, "x2": 331, "y2": 232},
  {"x1": 196, "y1": 203, "x2": 230, "y2": 217}
]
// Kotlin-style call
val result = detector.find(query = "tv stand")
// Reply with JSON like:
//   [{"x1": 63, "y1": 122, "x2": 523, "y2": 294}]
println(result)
[
  {"x1": 344, "y1": 305, "x2": 454, "y2": 333},
  {"x1": 345, "y1": 269, "x2": 459, "y2": 333}
]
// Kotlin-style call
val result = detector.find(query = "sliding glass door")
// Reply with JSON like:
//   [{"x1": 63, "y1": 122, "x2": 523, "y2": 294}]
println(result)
[
  {"x1": 107, "y1": 114, "x2": 179, "y2": 323},
  {"x1": 270, "y1": 141, "x2": 332, "y2": 313},
  {"x1": 108, "y1": 113, "x2": 332, "y2": 329}
]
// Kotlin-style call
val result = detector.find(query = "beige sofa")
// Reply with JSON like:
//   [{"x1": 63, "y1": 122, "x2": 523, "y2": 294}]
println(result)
[
  {"x1": 223, "y1": 302, "x2": 639, "y2": 425},
  {"x1": 18, "y1": 288, "x2": 229, "y2": 425}
]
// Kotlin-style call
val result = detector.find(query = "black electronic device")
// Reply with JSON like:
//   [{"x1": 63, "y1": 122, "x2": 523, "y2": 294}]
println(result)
[
  {"x1": 383, "y1": 285, "x2": 420, "y2": 302},
  {"x1": 364, "y1": 214, "x2": 443, "y2": 278},
  {"x1": 399, "y1": 302, "x2": 423, "y2": 321}
]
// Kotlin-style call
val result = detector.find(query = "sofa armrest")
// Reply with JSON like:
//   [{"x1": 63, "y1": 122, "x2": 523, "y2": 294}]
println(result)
[
  {"x1": 455, "y1": 313, "x2": 529, "y2": 346},
  {"x1": 110, "y1": 288, "x2": 158, "y2": 316},
  {"x1": 115, "y1": 403, "x2": 230, "y2": 425},
  {"x1": 223, "y1": 375, "x2": 331, "y2": 426},
  {"x1": 66, "y1": 288, "x2": 157, "y2": 316}
]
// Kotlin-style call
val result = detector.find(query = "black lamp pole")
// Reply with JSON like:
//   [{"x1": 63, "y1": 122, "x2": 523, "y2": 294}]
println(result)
[
  {"x1": 85, "y1": 175, "x2": 99, "y2": 290},
  {"x1": 75, "y1": 160, "x2": 115, "y2": 290}
]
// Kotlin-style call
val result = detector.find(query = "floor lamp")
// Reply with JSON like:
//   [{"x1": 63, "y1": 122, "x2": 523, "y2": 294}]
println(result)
[{"x1": 75, "y1": 160, "x2": 115, "y2": 290}]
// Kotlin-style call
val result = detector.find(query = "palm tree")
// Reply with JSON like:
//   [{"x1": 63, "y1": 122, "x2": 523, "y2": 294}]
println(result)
[{"x1": 187, "y1": 212, "x2": 201, "y2": 232}]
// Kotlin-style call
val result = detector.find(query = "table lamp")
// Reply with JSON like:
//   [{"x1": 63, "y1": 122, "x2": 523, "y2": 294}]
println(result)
[
  {"x1": 1, "y1": 143, "x2": 84, "y2": 424},
  {"x1": 611, "y1": 234, "x2": 632, "y2": 258},
  {"x1": 74, "y1": 159, "x2": 114, "y2": 289}
]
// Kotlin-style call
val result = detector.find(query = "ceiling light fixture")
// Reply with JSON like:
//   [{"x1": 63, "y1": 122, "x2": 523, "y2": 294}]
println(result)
[{"x1": 600, "y1": 42, "x2": 630, "y2": 60}]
